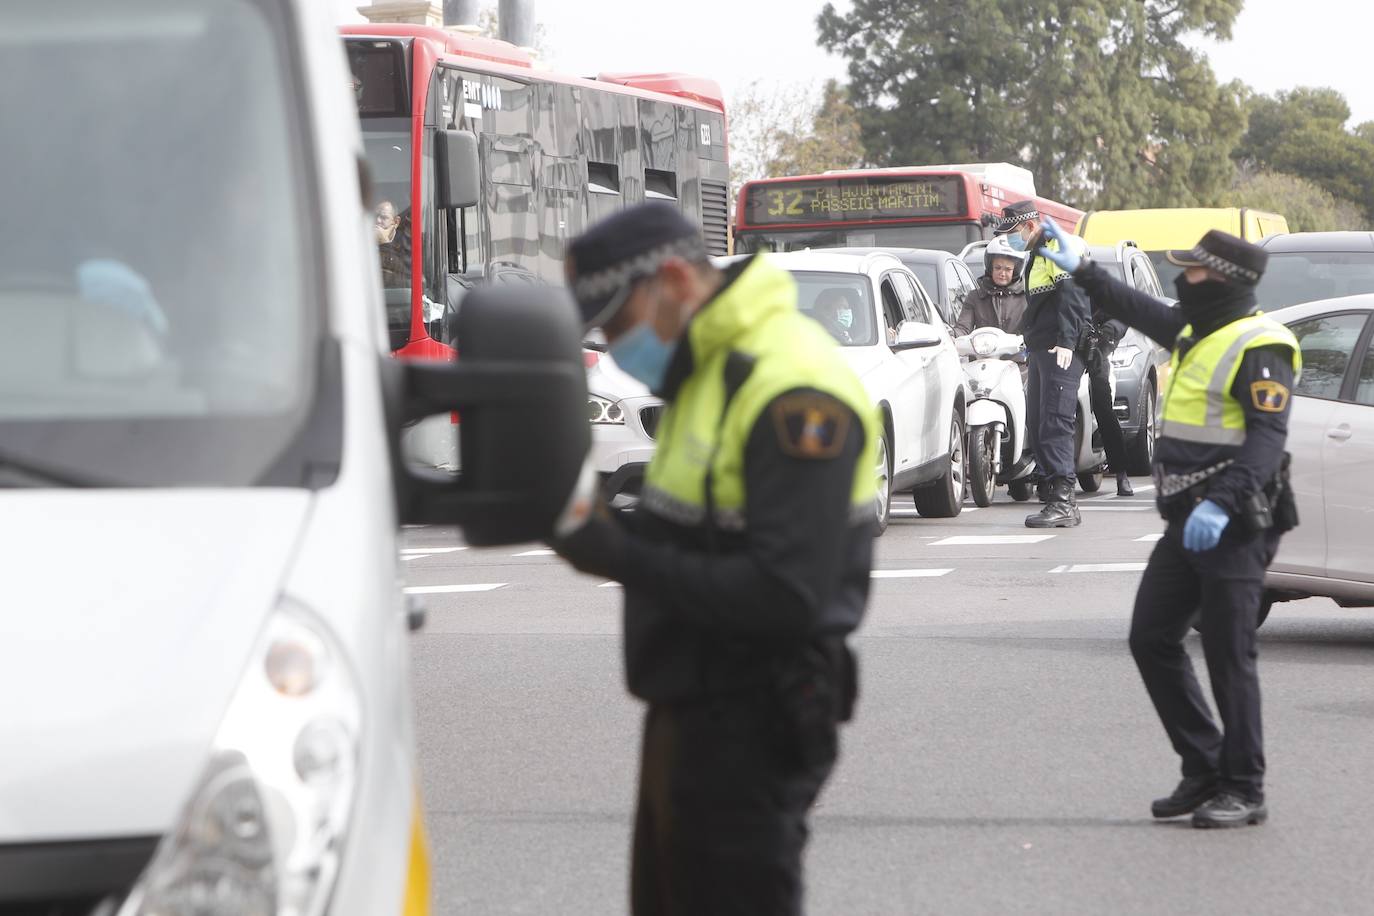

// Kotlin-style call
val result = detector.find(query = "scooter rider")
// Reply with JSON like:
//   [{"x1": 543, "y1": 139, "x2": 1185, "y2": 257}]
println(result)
[
  {"x1": 1036, "y1": 218, "x2": 1301, "y2": 829},
  {"x1": 955, "y1": 236, "x2": 1027, "y2": 337},
  {"x1": 995, "y1": 201, "x2": 1092, "y2": 528}
]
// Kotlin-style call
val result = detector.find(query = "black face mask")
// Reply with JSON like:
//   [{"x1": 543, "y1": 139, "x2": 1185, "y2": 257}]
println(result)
[{"x1": 1173, "y1": 275, "x2": 1257, "y2": 331}]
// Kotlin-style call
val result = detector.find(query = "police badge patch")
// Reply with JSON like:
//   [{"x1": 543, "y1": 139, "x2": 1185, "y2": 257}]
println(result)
[
  {"x1": 771, "y1": 394, "x2": 850, "y2": 459},
  {"x1": 1250, "y1": 380, "x2": 1290, "y2": 413}
]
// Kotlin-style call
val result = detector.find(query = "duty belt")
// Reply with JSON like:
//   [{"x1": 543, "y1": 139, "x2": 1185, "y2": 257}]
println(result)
[{"x1": 1153, "y1": 460, "x2": 1235, "y2": 498}]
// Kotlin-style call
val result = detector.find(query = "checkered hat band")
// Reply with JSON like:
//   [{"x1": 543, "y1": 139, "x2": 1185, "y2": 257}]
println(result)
[
  {"x1": 572, "y1": 236, "x2": 708, "y2": 303},
  {"x1": 996, "y1": 210, "x2": 1040, "y2": 232},
  {"x1": 1192, "y1": 247, "x2": 1260, "y2": 284}
]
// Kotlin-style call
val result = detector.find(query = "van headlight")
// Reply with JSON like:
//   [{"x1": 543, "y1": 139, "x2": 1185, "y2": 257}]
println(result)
[
  {"x1": 1110, "y1": 344, "x2": 1141, "y2": 369},
  {"x1": 119, "y1": 599, "x2": 362, "y2": 916}
]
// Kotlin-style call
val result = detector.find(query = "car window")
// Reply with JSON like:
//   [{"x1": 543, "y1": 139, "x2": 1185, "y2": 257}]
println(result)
[
  {"x1": 1355, "y1": 333, "x2": 1374, "y2": 406},
  {"x1": 788, "y1": 270, "x2": 878, "y2": 347},
  {"x1": 1258, "y1": 252, "x2": 1374, "y2": 311},
  {"x1": 1131, "y1": 255, "x2": 1162, "y2": 297},
  {"x1": 889, "y1": 272, "x2": 928, "y2": 324},
  {"x1": 878, "y1": 277, "x2": 905, "y2": 342},
  {"x1": 942, "y1": 260, "x2": 964, "y2": 311},
  {"x1": 909, "y1": 270, "x2": 941, "y2": 324},
  {"x1": 1287, "y1": 313, "x2": 1369, "y2": 400},
  {"x1": 910, "y1": 263, "x2": 941, "y2": 306}
]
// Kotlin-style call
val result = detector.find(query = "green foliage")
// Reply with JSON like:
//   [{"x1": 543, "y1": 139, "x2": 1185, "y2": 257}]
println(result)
[
  {"x1": 727, "y1": 80, "x2": 865, "y2": 193},
  {"x1": 1225, "y1": 169, "x2": 1366, "y2": 232},
  {"x1": 817, "y1": 0, "x2": 1246, "y2": 209},
  {"x1": 769, "y1": 80, "x2": 866, "y2": 177},
  {"x1": 1235, "y1": 88, "x2": 1374, "y2": 222}
]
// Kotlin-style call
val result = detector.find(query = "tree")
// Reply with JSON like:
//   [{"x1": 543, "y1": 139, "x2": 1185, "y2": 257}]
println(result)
[
  {"x1": 727, "y1": 80, "x2": 865, "y2": 192},
  {"x1": 1234, "y1": 88, "x2": 1374, "y2": 222},
  {"x1": 1226, "y1": 166, "x2": 1366, "y2": 232},
  {"x1": 769, "y1": 80, "x2": 866, "y2": 177},
  {"x1": 817, "y1": 0, "x2": 1246, "y2": 209}
]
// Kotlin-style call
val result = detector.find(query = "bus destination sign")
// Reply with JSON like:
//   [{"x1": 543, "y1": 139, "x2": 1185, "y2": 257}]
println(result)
[{"x1": 744, "y1": 175, "x2": 965, "y2": 226}]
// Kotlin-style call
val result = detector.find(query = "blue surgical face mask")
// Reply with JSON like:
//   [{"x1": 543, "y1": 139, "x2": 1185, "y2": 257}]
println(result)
[
  {"x1": 837, "y1": 308, "x2": 853, "y2": 329},
  {"x1": 1005, "y1": 232, "x2": 1029, "y2": 253},
  {"x1": 609, "y1": 321, "x2": 676, "y2": 392}
]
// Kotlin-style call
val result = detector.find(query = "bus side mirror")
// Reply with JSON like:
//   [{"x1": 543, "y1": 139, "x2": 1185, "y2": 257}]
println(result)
[
  {"x1": 385, "y1": 286, "x2": 589, "y2": 545},
  {"x1": 437, "y1": 129, "x2": 479, "y2": 210}
]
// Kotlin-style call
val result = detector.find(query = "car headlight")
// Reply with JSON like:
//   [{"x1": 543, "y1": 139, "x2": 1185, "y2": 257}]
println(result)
[
  {"x1": 971, "y1": 331, "x2": 997, "y2": 357},
  {"x1": 587, "y1": 395, "x2": 625, "y2": 425},
  {"x1": 1110, "y1": 344, "x2": 1141, "y2": 369},
  {"x1": 119, "y1": 599, "x2": 362, "y2": 916}
]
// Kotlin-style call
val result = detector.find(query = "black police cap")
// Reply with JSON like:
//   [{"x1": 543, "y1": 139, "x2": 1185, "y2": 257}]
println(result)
[
  {"x1": 565, "y1": 202, "x2": 708, "y2": 329},
  {"x1": 1167, "y1": 230, "x2": 1268, "y2": 286},
  {"x1": 993, "y1": 200, "x2": 1041, "y2": 235}
]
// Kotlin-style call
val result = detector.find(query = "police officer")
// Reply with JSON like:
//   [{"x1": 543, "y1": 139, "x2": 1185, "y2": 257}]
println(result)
[
  {"x1": 1037, "y1": 219, "x2": 1300, "y2": 828},
  {"x1": 995, "y1": 201, "x2": 1092, "y2": 527},
  {"x1": 551, "y1": 202, "x2": 878, "y2": 913}
]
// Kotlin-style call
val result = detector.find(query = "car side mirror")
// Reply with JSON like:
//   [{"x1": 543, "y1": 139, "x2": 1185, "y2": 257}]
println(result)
[
  {"x1": 893, "y1": 321, "x2": 943, "y2": 350},
  {"x1": 437, "y1": 129, "x2": 479, "y2": 210},
  {"x1": 384, "y1": 285, "x2": 589, "y2": 544}
]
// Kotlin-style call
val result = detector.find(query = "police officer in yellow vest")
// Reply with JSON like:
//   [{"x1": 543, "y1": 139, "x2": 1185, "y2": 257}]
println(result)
[
  {"x1": 1038, "y1": 220, "x2": 1300, "y2": 829},
  {"x1": 552, "y1": 203, "x2": 878, "y2": 914}
]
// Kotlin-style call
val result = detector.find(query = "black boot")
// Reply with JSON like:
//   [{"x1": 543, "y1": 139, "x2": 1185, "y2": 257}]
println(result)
[
  {"x1": 1036, "y1": 478, "x2": 1051, "y2": 504},
  {"x1": 1116, "y1": 472, "x2": 1134, "y2": 497},
  {"x1": 1192, "y1": 792, "x2": 1267, "y2": 828},
  {"x1": 1026, "y1": 478, "x2": 1081, "y2": 528},
  {"x1": 1151, "y1": 775, "x2": 1218, "y2": 819}
]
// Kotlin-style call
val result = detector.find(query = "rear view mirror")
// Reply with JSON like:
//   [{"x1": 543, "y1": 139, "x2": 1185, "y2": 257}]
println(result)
[
  {"x1": 893, "y1": 321, "x2": 942, "y2": 350},
  {"x1": 437, "y1": 129, "x2": 479, "y2": 210},
  {"x1": 386, "y1": 286, "x2": 589, "y2": 544}
]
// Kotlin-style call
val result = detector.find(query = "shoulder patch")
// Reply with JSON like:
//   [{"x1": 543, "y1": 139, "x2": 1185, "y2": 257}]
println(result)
[
  {"x1": 1250, "y1": 379, "x2": 1290, "y2": 413},
  {"x1": 770, "y1": 393, "x2": 851, "y2": 459}
]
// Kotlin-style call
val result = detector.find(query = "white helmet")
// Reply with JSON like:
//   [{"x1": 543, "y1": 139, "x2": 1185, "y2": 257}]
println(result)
[{"x1": 984, "y1": 236, "x2": 1027, "y2": 285}]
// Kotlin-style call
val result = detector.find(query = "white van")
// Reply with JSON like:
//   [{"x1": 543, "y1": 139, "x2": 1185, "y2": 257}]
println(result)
[{"x1": 0, "y1": 1, "x2": 587, "y2": 912}]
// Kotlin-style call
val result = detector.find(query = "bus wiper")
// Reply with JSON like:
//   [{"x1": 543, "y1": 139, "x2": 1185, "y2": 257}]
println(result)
[{"x1": 0, "y1": 450, "x2": 99, "y2": 488}]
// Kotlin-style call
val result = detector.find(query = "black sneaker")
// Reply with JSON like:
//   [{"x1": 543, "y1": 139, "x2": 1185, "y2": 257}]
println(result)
[
  {"x1": 1192, "y1": 792, "x2": 1267, "y2": 828},
  {"x1": 1151, "y1": 775, "x2": 1218, "y2": 819}
]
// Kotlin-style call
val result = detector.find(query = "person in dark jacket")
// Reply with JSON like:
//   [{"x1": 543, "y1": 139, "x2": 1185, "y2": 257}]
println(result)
[
  {"x1": 1037, "y1": 218, "x2": 1301, "y2": 829},
  {"x1": 551, "y1": 203, "x2": 878, "y2": 914},
  {"x1": 995, "y1": 201, "x2": 1092, "y2": 528},
  {"x1": 954, "y1": 234, "x2": 1028, "y2": 336},
  {"x1": 1083, "y1": 305, "x2": 1135, "y2": 495}
]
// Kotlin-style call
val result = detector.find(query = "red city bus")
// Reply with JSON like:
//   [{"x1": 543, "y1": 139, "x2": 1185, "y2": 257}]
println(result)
[
  {"x1": 733, "y1": 163, "x2": 1083, "y2": 255},
  {"x1": 342, "y1": 24, "x2": 731, "y2": 363}
]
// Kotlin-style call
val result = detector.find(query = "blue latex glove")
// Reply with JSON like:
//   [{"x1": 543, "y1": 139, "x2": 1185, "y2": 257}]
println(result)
[
  {"x1": 1035, "y1": 216, "x2": 1082, "y2": 273},
  {"x1": 1183, "y1": 499, "x2": 1230, "y2": 552}
]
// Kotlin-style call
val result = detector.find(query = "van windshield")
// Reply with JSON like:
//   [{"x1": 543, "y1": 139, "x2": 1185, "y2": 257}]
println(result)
[{"x1": 0, "y1": 0, "x2": 334, "y2": 488}]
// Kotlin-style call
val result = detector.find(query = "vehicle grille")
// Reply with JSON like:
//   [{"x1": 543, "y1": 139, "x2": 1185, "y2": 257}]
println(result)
[
  {"x1": 640, "y1": 405, "x2": 665, "y2": 440},
  {"x1": 700, "y1": 180, "x2": 730, "y2": 256}
]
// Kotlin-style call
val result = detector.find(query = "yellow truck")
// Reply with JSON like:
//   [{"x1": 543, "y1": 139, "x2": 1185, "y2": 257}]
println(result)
[{"x1": 1077, "y1": 208, "x2": 1289, "y2": 290}]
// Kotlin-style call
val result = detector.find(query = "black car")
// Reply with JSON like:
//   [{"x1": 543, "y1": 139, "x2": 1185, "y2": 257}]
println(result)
[{"x1": 1257, "y1": 231, "x2": 1374, "y2": 312}]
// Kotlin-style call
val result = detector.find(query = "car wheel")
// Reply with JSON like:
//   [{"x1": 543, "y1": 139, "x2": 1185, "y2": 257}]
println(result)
[
  {"x1": 1008, "y1": 479, "x2": 1034, "y2": 502},
  {"x1": 1078, "y1": 469, "x2": 1103, "y2": 493},
  {"x1": 968, "y1": 425, "x2": 995, "y2": 508},
  {"x1": 915, "y1": 411, "x2": 965, "y2": 518},
  {"x1": 1126, "y1": 382, "x2": 1157, "y2": 476},
  {"x1": 874, "y1": 429, "x2": 891, "y2": 536}
]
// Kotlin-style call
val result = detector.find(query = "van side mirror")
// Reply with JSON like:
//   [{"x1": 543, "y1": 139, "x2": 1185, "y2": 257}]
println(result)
[
  {"x1": 893, "y1": 321, "x2": 943, "y2": 350},
  {"x1": 437, "y1": 130, "x2": 479, "y2": 210},
  {"x1": 385, "y1": 286, "x2": 589, "y2": 545}
]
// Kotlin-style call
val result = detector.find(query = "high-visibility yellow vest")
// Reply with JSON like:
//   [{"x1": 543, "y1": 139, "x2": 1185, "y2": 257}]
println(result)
[
  {"x1": 642, "y1": 256, "x2": 879, "y2": 530},
  {"x1": 1159, "y1": 314, "x2": 1301, "y2": 447},
  {"x1": 1026, "y1": 234, "x2": 1088, "y2": 295}
]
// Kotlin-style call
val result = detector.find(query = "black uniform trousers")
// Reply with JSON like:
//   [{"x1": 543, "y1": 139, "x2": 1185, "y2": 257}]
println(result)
[
  {"x1": 1025, "y1": 348, "x2": 1084, "y2": 481},
  {"x1": 1085, "y1": 347, "x2": 1128, "y2": 472},
  {"x1": 1129, "y1": 522, "x2": 1280, "y2": 801},
  {"x1": 631, "y1": 691, "x2": 835, "y2": 916}
]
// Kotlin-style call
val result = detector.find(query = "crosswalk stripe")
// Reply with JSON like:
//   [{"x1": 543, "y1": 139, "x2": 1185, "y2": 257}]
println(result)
[
  {"x1": 403, "y1": 583, "x2": 506, "y2": 594},
  {"x1": 1078, "y1": 506, "x2": 1152, "y2": 512},
  {"x1": 1050, "y1": 563, "x2": 1147, "y2": 574},
  {"x1": 928, "y1": 535, "x2": 1055, "y2": 546},
  {"x1": 401, "y1": 547, "x2": 467, "y2": 554},
  {"x1": 598, "y1": 581, "x2": 622, "y2": 588},
  {"x1": 1135, "y1": 533, "x2": 1164, "y2": 542},
  {"x1": 513, "y1": 548, "x2": 556, "y2": 557},
  {"x1": 871, "y1": 568, "x2": 954, "y2": 579}
]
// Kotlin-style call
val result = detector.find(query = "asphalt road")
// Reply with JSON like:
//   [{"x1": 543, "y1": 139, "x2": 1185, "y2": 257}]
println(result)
[{"x1": 402, "y1": 481, "x2": 1374, "y2": 915}]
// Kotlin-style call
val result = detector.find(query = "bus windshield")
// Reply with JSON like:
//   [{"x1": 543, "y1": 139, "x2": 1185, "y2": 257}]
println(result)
[
  {"x1": 0, "y1": 0, "x2": 328, "y2": 489},
  {"x1": 736, "y1": 223, "x2": 982, "y2": 255}
]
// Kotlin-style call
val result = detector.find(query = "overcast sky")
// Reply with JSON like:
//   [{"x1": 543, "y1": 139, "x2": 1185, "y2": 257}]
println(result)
[{"x1": 336, "y1": 1, "x2": 1372, "y2": 126}]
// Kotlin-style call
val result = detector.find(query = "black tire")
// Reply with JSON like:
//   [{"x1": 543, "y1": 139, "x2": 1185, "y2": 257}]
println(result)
[
  {"x1": 915, "y1": 411, "x2": 966, "y2": 518},
  {"x1": 1126, "y1": 382, "x2": 1157, "y2": 476},
  {"x1": 969, "y1": 426, "x2": 995, "y2": 508},
  {"x1": 874, "y1": 429, "x2": 892, "y2": 537},
  {"x1": 1008, "y1": 479, "x2": 1034, "y2": 502},
  {"x1": 1078, "y1": 469, "x2": 1103, "y2": 493}
]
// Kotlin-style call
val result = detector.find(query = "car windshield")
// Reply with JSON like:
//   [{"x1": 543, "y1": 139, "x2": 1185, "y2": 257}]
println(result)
[
  {"x1": 790, "y1": 272, "x2": 879, "y2": 347},
  {"x1": 737, "y1": 222, "x2": 982, "y2": 255},
  {"x1": 1146, "y1": 251, "x2": 1184, "y2": 293},
  {"x1": 1257, "y1": 251, "x2": 1374, "y2": 311},
  {"x1": 0, "y1": 0, "x2": 326, "y2": 488},
  {"x1": 909, "y1": 263, "x2": 940, "y2": 299}
]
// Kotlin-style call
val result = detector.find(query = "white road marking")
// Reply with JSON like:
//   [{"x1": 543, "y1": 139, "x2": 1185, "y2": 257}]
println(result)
[
  {"x1": 1133, "y1": 484, "x2": 1156, "y2": 493},
  {"x1": 598, "y1": 581, "x2": 622, "y2": 588},
  {"x1": 403, "y1": 583, "x2": 506, "y2": 594},
  {"x1": 513, "y1": 548, "x2": 556, "y2": 557},
  {"x1": 401, "y1": 547, "x2": 467, "y2": 554},
  {"x1": 1078, "y1": 506, "x2": 1152, "y2": 512},
  {"x1": 928, "y1": 535, "x2": 1055, "y2": 546},
  {"x1": 871, "y1": 568, "x2": 954, "y2": 579},
  {"x1": 1135, "y1": 533, "x2": 1164, "y2": 542},
  {"x1": 403, "y1": 554, "x2": 432, "y2": 561},
  {"x1": 1050, "y1": 563, "x2": 1147, "y2": 574}
]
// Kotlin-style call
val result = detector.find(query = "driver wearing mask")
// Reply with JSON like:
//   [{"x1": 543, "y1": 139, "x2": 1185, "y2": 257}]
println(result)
[{"x1": 815, "y1": 288, "x2": 860, "y2": 344}]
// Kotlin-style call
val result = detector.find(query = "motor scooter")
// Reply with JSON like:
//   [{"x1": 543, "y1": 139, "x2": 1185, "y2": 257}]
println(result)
[{"x1": 955, "y1": 327, "x2": 1036, "y2": 506}]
